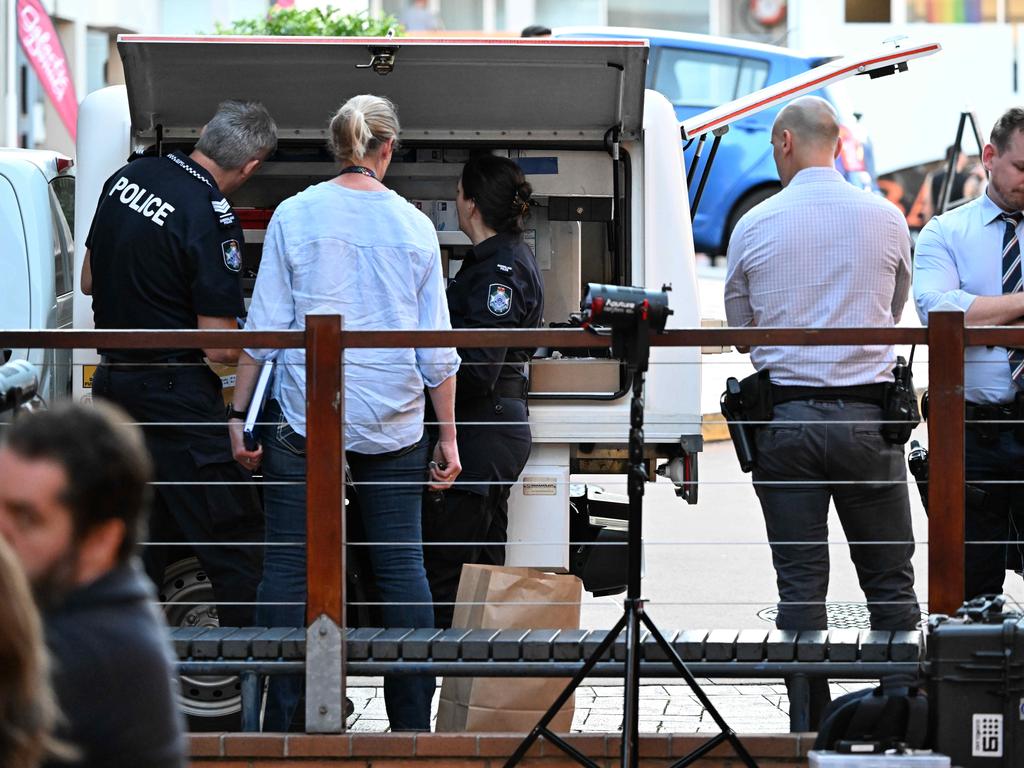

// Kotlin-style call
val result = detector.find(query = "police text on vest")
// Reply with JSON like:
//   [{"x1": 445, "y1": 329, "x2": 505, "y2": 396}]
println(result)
[{"x1": 108, "y1": 177, "x2": 175, "y2": 227}]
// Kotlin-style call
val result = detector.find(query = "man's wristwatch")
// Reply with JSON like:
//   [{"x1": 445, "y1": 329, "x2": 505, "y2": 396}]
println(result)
[{"x1": 227, "y1": 405, "x2": 248, "y2": 421}]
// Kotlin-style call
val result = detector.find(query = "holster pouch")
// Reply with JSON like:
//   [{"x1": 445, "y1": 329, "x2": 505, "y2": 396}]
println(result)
[
  {"x1": 881, "y1": 356, "x2": 920, "y2": 445},
  {"x1": 720, "y1": 370, "x2": 772, "y2": 473}
]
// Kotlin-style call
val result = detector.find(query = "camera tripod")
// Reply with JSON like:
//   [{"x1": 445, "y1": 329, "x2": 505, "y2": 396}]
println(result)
[{"x1": 505, "y1": 316, "x2": 758, "y2": 768}]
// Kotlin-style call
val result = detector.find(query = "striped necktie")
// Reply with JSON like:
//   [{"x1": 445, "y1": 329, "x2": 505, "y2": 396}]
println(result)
[{"x1": 1000, "y1": 211, "x2": 1024, "y2": 385}]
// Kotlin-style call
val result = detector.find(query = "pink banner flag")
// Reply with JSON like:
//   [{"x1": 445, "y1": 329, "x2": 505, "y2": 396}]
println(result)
[{"x1": 17, "y1": 0, "x2": 78, "y2": 141}]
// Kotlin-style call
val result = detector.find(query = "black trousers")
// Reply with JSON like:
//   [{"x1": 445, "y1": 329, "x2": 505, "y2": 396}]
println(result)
[
  {"x1": 964, "y1": 426, "x2": 1024, "y2": 598},
  {"x1": 92, "y1": 363, "x2": 263, "y2": 627},
  {"x1": 422, "y1": 484, "x2": 512, "y2": 628}
]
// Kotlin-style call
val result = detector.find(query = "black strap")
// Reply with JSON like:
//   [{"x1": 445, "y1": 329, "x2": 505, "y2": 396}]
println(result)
[
  {"x1": 904, "y1": 690, "x2": 929, "y2": 748},
  {"x1": 772, "y1": 383, "x2": 886, "y2": 406},
  {"x1": 845, "y1": 689, "x2": 890, "y2": 741},
  {"x1": 339, "y1": 165, "x2": 377, "y2": 179},
  {"x1": 100, "y1": 352, "x2": 204, "y2": 366}
]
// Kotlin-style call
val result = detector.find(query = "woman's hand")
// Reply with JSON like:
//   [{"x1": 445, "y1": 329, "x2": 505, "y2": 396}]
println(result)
[
  {"x1": 229, "y1": 418, "x2": 263, "y2": 472},
  {"x1": 428, "y1": 438, "x2": 461, "y2": 491}
]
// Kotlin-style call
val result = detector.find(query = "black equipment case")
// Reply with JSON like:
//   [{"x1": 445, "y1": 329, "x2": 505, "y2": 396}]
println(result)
[{"x1": 928, "y1": 597, "x2": 1024, "y2": 767}]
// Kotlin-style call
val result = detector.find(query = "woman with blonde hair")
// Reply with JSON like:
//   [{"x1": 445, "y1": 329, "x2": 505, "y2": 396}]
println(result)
[
  {"x1": 0, "y1": 537, "x2": 60, "y2": 768},
  {"x1": 231, "y1": 94, "x2": 461, "y2": 731}
]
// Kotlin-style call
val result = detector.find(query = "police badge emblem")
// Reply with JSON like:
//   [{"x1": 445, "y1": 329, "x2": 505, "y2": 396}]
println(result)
[
  {"x1": 221, "y1": 239, "x2": 242, "y2": 272},
  {"x1": 487, "y1": 283, "x2": 512, "y2": 316}
]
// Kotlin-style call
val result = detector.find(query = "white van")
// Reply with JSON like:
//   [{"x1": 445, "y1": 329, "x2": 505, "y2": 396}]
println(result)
[
  {"x1": 74, "y1": 34, "x2": 705, "y2": 547},
  {"x1": 0, "y1": 148, "x2": 75, "y2": 404},
  {"x1": 72, "y1": 34, "x2": 703, "y2": 723}
]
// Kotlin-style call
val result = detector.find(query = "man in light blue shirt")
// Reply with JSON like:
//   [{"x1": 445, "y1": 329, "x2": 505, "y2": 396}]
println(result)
[{"x1": 914, "y1": 107, "x2": 1024, "y2": 599}]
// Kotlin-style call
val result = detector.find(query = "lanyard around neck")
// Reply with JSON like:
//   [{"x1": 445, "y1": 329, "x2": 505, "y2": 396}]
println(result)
[{"x1": 339, "y1": 165, "x2": 377, "y2": 179}]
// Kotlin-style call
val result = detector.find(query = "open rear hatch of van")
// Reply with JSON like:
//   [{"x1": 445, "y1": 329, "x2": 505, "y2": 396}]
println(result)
[{"x1": 117, "y1": 36, "x2": 648, "y2": 146}]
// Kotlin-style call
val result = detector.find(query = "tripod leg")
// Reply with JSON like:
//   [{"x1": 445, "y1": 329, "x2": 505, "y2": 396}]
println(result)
[
  {"x1": 503, "y1": 613, "x2": 628, "y2": 768},
  {"x1": 621, "y1": 601, "x2": 643, "y2": 768},
  {"x1": 641, "y1": 615, "x2": 760, "y2": 768}
]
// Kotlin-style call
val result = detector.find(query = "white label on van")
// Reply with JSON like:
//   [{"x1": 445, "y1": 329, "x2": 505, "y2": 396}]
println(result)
[
  {"x1": 972, "y1": 713, "x2": 1003, "y2": 757},
  {"x1": 1020, "y1": 697, "x2": 1024, "y2": 720},
  {"x1": 522, "y1": 476, "x2": 557, "y2": 496}
]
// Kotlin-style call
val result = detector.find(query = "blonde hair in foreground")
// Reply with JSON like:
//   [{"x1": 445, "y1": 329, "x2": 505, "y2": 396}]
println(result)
[
  {"x1": 328, "y1": 94, "x2": 400, "y2": 164},
  {"x1": 0, "y1": 537, "x2": 65, "y2": 768}
]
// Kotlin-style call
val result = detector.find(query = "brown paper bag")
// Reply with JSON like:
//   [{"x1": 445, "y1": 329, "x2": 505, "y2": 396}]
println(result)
[{"x1": 435, "y1": 564, "x2": 582, "y2": 733}]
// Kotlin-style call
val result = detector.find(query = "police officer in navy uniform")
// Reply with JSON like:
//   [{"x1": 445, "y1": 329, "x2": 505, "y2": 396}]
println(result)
[
  {"x1": 423, "y1": 155, "x2": 544, "y2": 628},
  {"x1": 81, "y1": 100, "x2": 277, "y2": 627}
]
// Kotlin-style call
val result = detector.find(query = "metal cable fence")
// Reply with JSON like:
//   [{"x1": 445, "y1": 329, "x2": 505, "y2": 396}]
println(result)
[{"x1": 0, "y1": 311, "x2": 1005, "y2": 733}]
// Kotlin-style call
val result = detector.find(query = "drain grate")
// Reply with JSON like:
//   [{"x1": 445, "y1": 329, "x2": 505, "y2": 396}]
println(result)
[
  {"x1": 756, "y1": 602, "x2": 928, "y2": 629},
  {"x1": 757, "y1": 602, "x2": 870, "y2": 628}
]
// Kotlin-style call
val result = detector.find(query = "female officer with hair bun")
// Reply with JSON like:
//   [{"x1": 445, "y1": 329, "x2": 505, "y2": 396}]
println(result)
[{"x1": 423, "y1": 154, "x2": 544, "y2": 628}]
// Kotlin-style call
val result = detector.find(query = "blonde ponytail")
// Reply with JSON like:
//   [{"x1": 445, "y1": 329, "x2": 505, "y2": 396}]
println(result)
[{"x1": 328, "y1": 94, "x2": 400, "y2": 164}]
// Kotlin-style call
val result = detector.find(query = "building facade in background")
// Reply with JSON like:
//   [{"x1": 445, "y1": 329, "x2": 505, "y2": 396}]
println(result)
[
  {"x1": 0, "y1": 0, "x2": 269, "y2": 153},
  {"x1": 5, "y1": 0, "x2": 1024, "y2": 169}
]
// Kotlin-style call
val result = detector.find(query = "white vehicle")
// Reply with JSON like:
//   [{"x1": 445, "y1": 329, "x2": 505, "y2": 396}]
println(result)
[
  {"x1": 0, "y1": 148, "x2": 75, "y2": 405},
  {"x1": 74, "y1": 35, "x2": 705, "y2": 566},
  {"x1": 71, "y1": 35, "x2": 938, "y2": 725}
]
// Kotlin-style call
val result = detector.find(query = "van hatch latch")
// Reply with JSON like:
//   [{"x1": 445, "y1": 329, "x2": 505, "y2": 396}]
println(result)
[{"x1": 356, "y1": 47, "x2": 397, "y2": 76}]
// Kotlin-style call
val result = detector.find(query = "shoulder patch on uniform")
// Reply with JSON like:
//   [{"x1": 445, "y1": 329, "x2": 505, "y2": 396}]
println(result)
[
  {"x1": 211, "y1": 197, "x2": 236, "y2": 227},
  {"x1": 222, "y1": 239, "x2": 242, "y2": 272},
  {"x1": 496, "y1": 263, "x2": 513, "y2": 274},
  {"x1": 487, "y1": 283, "x2": 513, "y2": 316}
]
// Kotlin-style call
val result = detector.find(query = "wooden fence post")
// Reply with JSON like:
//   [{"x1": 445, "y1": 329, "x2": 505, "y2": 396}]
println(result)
[
  {"x1": 304, "y1": 314, "x2": 346, "y2": 733},
  {"x1": 927, "y1": 309, "x2": 966, "y2": 616}
]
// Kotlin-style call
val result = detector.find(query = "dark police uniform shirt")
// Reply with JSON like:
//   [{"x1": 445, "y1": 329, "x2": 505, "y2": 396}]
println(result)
[
  {"x1": 85, "y1": 150, "x2": 245, "y2": 361},
  {"x1": 444, "y1": 231, "x2": 544, "y2": 490},
  {"x1": 447, "y1": 230, "x2": 544, "y2": 397}
]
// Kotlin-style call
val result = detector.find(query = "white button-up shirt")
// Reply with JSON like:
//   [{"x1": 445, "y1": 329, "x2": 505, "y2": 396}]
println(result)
[
  {"x1": 724, "y1": 166, "x2": 911, "y2": 387},
  {"x1": 245, "y1": 181, "x2": 460, "y2": 454},
  {"x1": 914, "y1": 192, "x2": 1019, "y2": 405}
]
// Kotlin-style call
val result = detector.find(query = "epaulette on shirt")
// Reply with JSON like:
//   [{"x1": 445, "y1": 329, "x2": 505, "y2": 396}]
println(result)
[
  {"x1": 209, "y1": 188, "x2": 236, "y2": 228},
  {"x1": 166, "y1": 151, "x2": 236, "y2": 228}
]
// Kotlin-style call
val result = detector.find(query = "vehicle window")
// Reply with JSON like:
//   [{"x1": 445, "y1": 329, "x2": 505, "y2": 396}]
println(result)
[
  {"x1": 48, "y1": 188, "x2": 72, "y2": 297},
  {"x1": 50, "y1": 175, "x2": 75, "y2": 239},
  {"x1": 653, "y1": 48, "x2": 769, "y2": 108}
]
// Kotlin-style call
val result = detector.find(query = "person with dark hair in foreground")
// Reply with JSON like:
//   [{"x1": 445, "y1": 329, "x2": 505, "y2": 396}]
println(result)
[
  {"x1": 422, "y1": 154, "x2": 545, "y2": 628},
  {"x1": 0, "y1": 536, "x2": 63, "y2": 768},
  {"x1": 0, "y1": 403, "x2": 186, "y2": 768}
]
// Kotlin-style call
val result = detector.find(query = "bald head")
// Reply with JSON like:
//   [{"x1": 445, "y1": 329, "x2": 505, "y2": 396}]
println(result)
[{"x1": 770, "y1": 96, "x2": 842, "y2": 186}]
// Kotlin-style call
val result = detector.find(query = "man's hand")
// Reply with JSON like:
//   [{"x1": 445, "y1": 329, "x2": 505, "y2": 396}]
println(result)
[
  {"x1": 228, "y1": 418, "x2": 262, "y2": 471},
  {"x1": 428, "y1": 438, "x2": 461, "y2": 491}
]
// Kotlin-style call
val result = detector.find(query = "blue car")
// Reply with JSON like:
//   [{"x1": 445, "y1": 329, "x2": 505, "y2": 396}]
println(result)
[{"x1": 555, "y1": 28, "x2": 878, "y2": 257}]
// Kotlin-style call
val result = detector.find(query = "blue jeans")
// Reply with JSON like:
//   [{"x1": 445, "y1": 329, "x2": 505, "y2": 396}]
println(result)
[{"x1": 257, "y1": 400, "x2": 436, "y2": 731}]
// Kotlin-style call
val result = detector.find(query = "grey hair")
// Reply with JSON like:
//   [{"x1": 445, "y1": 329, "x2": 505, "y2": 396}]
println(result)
[
  {"x1": 772, "y1": 95, "x2": 840, "y2": 150},
  {"x1": 328, "y1": 94, "x2": 400, "y2": 164},
  {"x1": 195, "y1": 100, "x2": 278, "y2": 170}
]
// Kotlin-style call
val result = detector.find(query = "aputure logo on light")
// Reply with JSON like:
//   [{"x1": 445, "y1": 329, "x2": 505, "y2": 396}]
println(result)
[
  {"x1": 602, "y1": 300, "x2": 638, "y2": 312},
  {"x1": 18, "y1": 4, "x2": 71, "y2": 101}
]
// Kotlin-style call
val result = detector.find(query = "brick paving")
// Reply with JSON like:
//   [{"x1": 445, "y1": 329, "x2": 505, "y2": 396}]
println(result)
[{"x1": 343, "y1": 678, "x2": 875, "y2": 734}]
